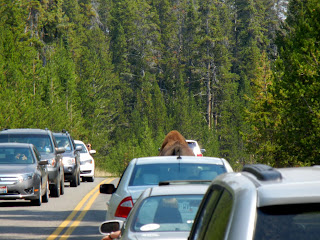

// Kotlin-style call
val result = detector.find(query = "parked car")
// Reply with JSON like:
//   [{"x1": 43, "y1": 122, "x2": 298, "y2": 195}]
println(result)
[
  {"x1": 100, "y1": 180, "x2": 210, "y2": 240},
  {"x1": 100, "y1": 156, "x2": 233, "y2": 221},
  {"x1": 186, "y1": 140, "x2": 206, "y2": 157},
  {"x1": 0, "y1": 128, "x2": 65, "y2": 197},
  {"x1": 0, "y1": 143, "x2": 49, "y2": 206},
  {"x1": 74, "y1": 140, "x2": 96, "y2": 182},
  {"x1": 189, "y1": 164, "x2": 320, "y2": 240},
  {"x1": 53, "y1": 131, "x2": 81, "y2": 187}
]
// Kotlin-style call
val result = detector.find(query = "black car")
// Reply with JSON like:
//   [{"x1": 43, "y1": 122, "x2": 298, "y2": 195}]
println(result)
[
  {"x1": 53, "y1": 131, "x2": 81, "y2": 187},
  {"x1": 0, "y1": 128, "x2": 65, "y2": 197}
]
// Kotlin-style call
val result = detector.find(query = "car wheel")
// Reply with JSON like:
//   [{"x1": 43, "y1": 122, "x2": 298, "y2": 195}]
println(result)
[
  {"x1": 51, "y1": 174, "x2": 61, "y2": 197},
  {"x1": 60, "y1": 174, "x2": 65, "y2": 195},
  {"x1": 88, "y1": 176, "x2": 94, "y2": 182},
  {"x1": 70, "y1": 173, "x2": 77, "y2": 187},
  {"x1": 31, "y1": 183, "x2": 42, "y2": 206},
  {"x1": 42, "y1": 180, "x2": 49, "y2": 203},
  {"x1": 77, "y1": 171, "x2": 81, "y2": 186}
]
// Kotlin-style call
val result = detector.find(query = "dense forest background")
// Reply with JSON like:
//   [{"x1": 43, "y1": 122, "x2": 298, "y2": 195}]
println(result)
[{"x1": 1, "y1": 0, "x2": 319, "y2": 174}]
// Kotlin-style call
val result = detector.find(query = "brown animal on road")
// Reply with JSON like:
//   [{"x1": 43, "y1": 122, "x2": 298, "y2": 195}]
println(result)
[{"x1": 159, "y1": 130, "x2": 195, "y2": 156}]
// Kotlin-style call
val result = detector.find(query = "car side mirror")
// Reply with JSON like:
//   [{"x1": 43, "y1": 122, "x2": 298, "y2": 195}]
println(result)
[
  {"x1": 100, "y1": 184, "x2": 116, "y2": 194},
  {"x1": 89, "y1": 149, "x2": 96, "y2": 155},
  {"x1": 56, "y1": 147, "x2": 65, "y2": 154},
  {"x1": 76, "y1": 146, "x2": 82, "y2": 151},
  {"x1": 39, "y1": 159, "x2": 49, "y2": 165},
  {"x1": 99, "y1": 220, "x2": 123, "y2": 235}
]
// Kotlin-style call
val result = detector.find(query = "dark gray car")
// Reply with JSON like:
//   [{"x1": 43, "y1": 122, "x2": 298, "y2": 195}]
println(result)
[
  {"x1": 0, "y1": 143, "x2": 49, "y2": 206},
  {"x1": 0, "y1": 128, "x2": 65, "y2": 197},
  {"x1": 53, "y1": 131, "x2": 81, "y2": 187}
]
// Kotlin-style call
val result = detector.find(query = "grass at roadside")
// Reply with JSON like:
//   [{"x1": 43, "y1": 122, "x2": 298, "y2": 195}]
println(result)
[{"x1": 95, "y1": 167, "x2": 116, "y2": 178}]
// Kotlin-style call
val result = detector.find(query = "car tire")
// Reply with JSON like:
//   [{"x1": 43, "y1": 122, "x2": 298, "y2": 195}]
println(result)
[
  {"x1": 60, "y1": 174, "x2": 65, "y2": 195},
  {"x1": 77, "y1": 171, "x2": 81, "y2": 186},
  {"x1": 31, "y1": 183, "x2": 42, "y2": 206},
  {"x1": 88, "y1": 176, "x2": 94, "y2": 182},
  {"x1": 70, "y1": 173, "x2": 77, "y2": 187},
  {"x1": 42, "y1": 180, "x2": 49, "y2": 203},
  {"x1": 51, "y1": 174, "x2": 61, "y2": 197}
]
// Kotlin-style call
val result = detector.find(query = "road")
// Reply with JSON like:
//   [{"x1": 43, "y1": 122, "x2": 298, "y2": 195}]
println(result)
[{"x1": 0, "y1": 177, "x2": 119, "y2": 240}]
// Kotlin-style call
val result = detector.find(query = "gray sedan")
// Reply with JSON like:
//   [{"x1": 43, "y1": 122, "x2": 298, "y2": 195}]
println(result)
[
  {"x1": 0, "y1": 143, "x2": 49, "y2": 206},
  {"x1": 100, "y1": 181, "x2": 210, "y2": 240}
]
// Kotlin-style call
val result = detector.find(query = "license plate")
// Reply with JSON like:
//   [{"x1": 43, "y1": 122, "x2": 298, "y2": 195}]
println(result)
[{"x1": 0, "y1": 186, "x2": 7, "y2": 194}]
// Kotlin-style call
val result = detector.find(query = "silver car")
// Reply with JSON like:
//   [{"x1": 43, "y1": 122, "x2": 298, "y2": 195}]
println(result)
[
  {"x1": 100, "y1": 181, "x2": 210, "y2": 240},
  {"x1": 0, "y1": 143, "x2": 49, "y2": 206},
  {"x1": 189, "y1": 164, "x2": 320, "y2": 240},
  {"x1": 100, "y1": 156, "x2": 233, "y2": 221}
]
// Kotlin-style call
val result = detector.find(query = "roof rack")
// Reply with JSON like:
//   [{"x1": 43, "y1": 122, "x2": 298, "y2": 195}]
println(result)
[
  {"x1": 242, "y1": 164, "x2": 282, "y2": 181},
  {"x1": 159, "y1": 180, "x2": 212, "y2": 186}
]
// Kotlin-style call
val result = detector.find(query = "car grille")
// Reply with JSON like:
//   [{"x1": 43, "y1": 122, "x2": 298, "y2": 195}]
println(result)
[
  {"x1": 80, "y1": 170, "x2": 92, "y2": 174},
  {"x1": 0, "y1": 176, "x2": 19, "y2": 185}
]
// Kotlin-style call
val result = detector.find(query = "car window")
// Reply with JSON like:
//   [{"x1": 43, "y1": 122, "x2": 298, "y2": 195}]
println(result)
[
  {"x1": 0, "y1": 147, "x2": 34, "y2": 164},
  {"x1": 254, "y1": 203, "x2": 320, "y2": 240},
  {"x1": 188, "y1": 142, "x2": 197, "y2": 149},
  {"x1": 0, "y1": 134, "x2": 53, "y2": 154},
  {"x1": 131, "y1": 194, "x2": 203, "y2": 232},
  {"x1": 189, "y1": 186, "x2": 224, "y2": 240},
  {"x1": 76, "y1": 143, "x2": 87, "y2": 153},
  {"x1": 203, "y1": 189, "x2": 233, "y2": 240},
  {"x1": 129, "y1": 163, "x2": 226, "y2": 186},
  {"x1": 54, "y1": 135, "x2": 72, "y2": 152}
]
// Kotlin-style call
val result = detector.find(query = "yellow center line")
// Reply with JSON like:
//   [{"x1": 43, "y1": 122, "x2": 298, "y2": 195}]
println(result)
[{"x1": 47, "y1": 178, "x2": 115, "y2": 240}]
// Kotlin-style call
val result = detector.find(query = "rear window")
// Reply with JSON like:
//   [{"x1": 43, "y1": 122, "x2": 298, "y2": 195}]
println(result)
[
  {"x1": 129, "y1": 163, "x2": 226, "y2": 186},
  {"x1": 254, "y1": 203, "x2": 320, "y2": 240},
  {"x1": 0, "y1": 134, "x2": 53, "y2": 153}
]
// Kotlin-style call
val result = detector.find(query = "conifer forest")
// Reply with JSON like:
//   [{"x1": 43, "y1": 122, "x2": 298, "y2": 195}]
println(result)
[{"x1": 1, "y1": 0, "x2": 319, "y2": 174}]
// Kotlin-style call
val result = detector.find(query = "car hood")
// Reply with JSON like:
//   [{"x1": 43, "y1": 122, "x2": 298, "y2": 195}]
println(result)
[
  {"x1": 40, "y1": 152, "x2": 56, "y2": 160},
  {"x1": 128, "y1": 186, "x2": 157, "y2": 202},
  {"x1": 79, "y1": 153, "x2": 93, "y2": 161},
  {"x1": 0, "y1": 164, "x2": 35, "y2": 175},
  {"x1": 127, "y1": 231, "x2": 189, "y2": 240},
  {"x1": 62, "y1": 152, "x2": 75, "y2": 158}
]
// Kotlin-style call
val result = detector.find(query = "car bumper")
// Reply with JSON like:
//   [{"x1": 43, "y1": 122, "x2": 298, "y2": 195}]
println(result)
[
  {"x1": 0, "y1": 180, "x2": 40, "y2": 200},
  {"x1": 80, "y1": 164, "x2": 94, "y2": 177},
  {"x1": 63, "y1": 165, "x2": 77, "y2": 181}
]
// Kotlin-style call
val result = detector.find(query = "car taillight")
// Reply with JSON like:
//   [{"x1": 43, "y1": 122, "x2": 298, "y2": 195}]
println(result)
[
  {"x1": 115, "y1": 196, "x2": 134, "y2": 218},
  {"x1": 197, "y1": 153, "x2": 203, "y2": 157}
]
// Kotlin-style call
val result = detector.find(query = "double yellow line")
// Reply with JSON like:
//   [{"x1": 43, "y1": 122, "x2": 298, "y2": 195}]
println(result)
[{"x1": 47, "y1": 178, "x2": 115, "y2": 240}]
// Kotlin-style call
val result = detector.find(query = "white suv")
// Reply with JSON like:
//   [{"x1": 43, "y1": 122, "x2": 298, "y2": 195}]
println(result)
[
  {"x1": 189, "y1": 164, "x2": 320, "y2": 240},
  {"x1": 186, "y1": 140, "x2": 206, "y2": 157}
]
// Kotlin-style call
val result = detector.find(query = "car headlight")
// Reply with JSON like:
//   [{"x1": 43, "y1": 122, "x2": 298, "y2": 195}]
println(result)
[
  {"x1": 81, "y1": 159, "x2": 93, "y2": 165},
  {"x1": 18, "y1": 173, "x2": 34, "y2": 182},
  {"x1": 63, "y1": 157, "x2": 75, "y2": 165}
]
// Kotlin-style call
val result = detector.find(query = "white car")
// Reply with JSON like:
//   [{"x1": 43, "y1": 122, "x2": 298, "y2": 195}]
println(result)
[
  {"x1": 74, "y1": 140, "x2": 96, "y2": 182},
  {"x1": 186, "y1": 140, "x2": 206, "y2": 157},
  {"x1": 99, "y1": 156, "x2": 233, "y2": 221}
]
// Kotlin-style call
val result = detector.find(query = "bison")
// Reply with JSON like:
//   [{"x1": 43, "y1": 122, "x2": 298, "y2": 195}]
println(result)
[{"x1": 159, "y1": 130, "x2": 195, "y2": 156}]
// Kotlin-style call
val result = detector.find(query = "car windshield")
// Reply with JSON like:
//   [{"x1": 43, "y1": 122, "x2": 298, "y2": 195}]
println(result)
[
  {"x1": 0, "y1": 147, "x2": 34, "y2": 164},
  {"x1": 0, "y1": 134, "x2": 53, "y2": 154},
  {"x1": 76, "y1": 143, "x2": 87, "y2": 153},
  {"x1": 54, "y1": 135, "x2": 72, "y2": 152},
  {"x1": 132, "y1": 194, "x2": 203, "y2": 232},
  {"x1": 254, "y1": 203, "x2": 320, "y2": 240},
  {"x1": 129, "y1": 163, "x2": 226, "y2": 186}
]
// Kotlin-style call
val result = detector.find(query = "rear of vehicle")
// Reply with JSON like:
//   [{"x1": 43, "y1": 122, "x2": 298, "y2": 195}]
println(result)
[
  {"x1": 121, "y1": 183, "x2": 209, "y2": 240},
  {"x1": 53, "y1": 132, "x2": 80, "y2": 187},
  {"x1": 0, "y1": 143, "x2": 49, "y2": 206},
  {"x1": 74, "y1": 140, "x2": 95, "y2": 182},
  {"x1": 103, "y1": 156, "x2": 233, "y2": 221},
  {"x1": 0, "y1": 129, "x2": 64, "y2": 197}
]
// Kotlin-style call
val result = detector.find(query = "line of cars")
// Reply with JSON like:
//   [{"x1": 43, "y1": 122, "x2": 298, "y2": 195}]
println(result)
[
  {"x1": 0, "y1": 128, "x2": 95, "y2": 206},
  {"x1": 100, "y1": 160, "x2": 320, "y2": 240}
]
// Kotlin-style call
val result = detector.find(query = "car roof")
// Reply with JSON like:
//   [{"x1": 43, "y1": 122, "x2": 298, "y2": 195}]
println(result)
[
  {"x1": 148, "y1": 183, "x2": 210, "y2": 197},
  {"x1": 0, "y1": 142, "x2": 33, "y2": 148},
  {"x1": 133, "y1": 156, "x2": 227, "y2": 165},
  {"x1": 74, "y1": 140, "x2": 84, "y2": 144},
  {"x1": 0, "y1": 128, "x2": 52, "y2": 135},
  {"x1": 214, "y1": 164, "x2": 320, "y2": 207}
]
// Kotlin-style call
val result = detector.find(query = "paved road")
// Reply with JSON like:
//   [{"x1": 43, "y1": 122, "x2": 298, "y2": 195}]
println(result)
[{"x1": 0, "y1": 177, "x2": 119, "y2": 240}]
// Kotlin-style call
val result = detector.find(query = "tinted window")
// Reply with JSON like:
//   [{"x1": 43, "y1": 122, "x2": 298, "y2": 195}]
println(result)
[
  {"x1": 54, "y1": 135, "x2": 72, "y2": 152},
  {"x1": 76, "y1": 143, "x2": 87, "y2": 153},
  {"x1": 254, "y1": 203, "x2": 320, "y2": 240},
  {"x1": 132, "y1": 195, "x2": 203, "y2": 232},
  {"x1": 0, "y1": 147, "x2": 34, "y2": 164},
  {"x1": 203, "y1": 190, "x2": 233, "y2": 240},
  {"x1": 129, "y1": 163, "x2": 227, "y2": 186},
  {"x1": 0, "y1": 134, "x2": 53, "y2": 153}
]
